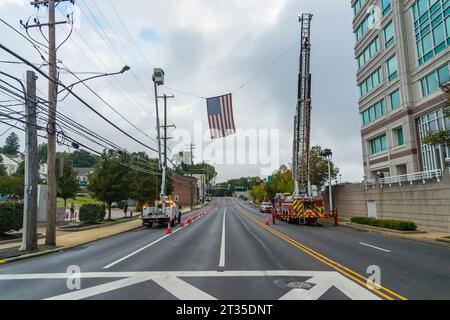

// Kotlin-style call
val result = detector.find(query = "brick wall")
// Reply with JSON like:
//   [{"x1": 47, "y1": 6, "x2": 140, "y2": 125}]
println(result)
[{"x1": 323, "y1": 171, "x2": 450, "y2": 232}]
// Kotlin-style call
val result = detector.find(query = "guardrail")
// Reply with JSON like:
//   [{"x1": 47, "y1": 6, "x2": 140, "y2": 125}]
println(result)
[{"x1": 364, "y1": 169, "x2": 442, "y2": 188}]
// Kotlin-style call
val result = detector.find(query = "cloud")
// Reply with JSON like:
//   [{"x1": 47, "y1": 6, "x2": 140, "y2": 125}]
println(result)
[{"x1": 0, "y1": 0, "x2": 363, "y2": 183}]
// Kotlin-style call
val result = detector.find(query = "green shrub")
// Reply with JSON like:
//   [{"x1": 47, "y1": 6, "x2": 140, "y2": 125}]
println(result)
[
  {"x1": 79, "y1": 204, "x2": 106, "y2": 224},
  {"x1": 351, "y1": 217, "x2": 417, "y2": 231},
  {"x1": 0, "y1": 202, "x2": 23, "y2": 234}
]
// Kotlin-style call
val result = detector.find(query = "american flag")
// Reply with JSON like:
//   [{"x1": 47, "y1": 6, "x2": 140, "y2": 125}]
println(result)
[{"x1": 206, "y1": 93, "x2": 236, "y2": 139}]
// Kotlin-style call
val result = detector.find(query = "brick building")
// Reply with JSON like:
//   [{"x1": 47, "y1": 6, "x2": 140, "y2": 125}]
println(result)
[{"x1": 171, "y1": 176, "x2": 198, "y2": 207}]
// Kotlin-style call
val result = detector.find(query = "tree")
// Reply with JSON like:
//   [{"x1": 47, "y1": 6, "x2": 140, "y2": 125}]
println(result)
[
  {"x1": 0, "y1": 176, "x2": 24, "y2": 198},
  {"x1": 57, "y1": 161, "x2": 79, "y2": 208},
  {"x1": 128, "y1": 152, "x2": 160, "y2": 212},
  {"x1": 309, "y1": 145, "x2": 339, "y2": 190},
  {"x1": 88, "y1": 150, "x2": 132, "y2": 220},
  {"x1": 250, "y1": 183, "x2": 269, "y2": 202},
  {"x1": 423, "y1": 91, "x2": 450, "y2": 145},
  {"x1": 37, "y1": 143, "x2": 47, "y2": 164},
  {"x1": 68, "y1": 150, "x2": 98, "y2": 168},
  {"x1": 267, "y1": 165, "x2": 294, "y2": 198},
  {"x1": 2, "y1": 132, "x2": 20, "y2": 155},
  {"x1": 0, "y1": 156, "x2": 7, "y2": 176}
]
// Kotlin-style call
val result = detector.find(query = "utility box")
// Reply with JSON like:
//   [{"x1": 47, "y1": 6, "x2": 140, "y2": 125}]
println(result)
[{"x1": 37, "y1": 184, "x2": 47, "y2": 223}]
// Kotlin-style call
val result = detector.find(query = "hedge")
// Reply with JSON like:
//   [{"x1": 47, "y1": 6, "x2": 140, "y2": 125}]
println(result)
[
  {"x1": 351, "y1": 217, "x2": 417, "y2": 231},
  {"x1": 0, "y1": 202, "x2": 23, "y2": 234},
  {"x1": 79, "y1": 204, "x2": 106, "y2": 224}
]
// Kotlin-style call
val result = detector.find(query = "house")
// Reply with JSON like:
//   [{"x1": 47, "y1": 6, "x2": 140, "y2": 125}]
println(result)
[
  {"x1": 171, "y1": 175, "x2": 198, "y2": 207},
  {"x1": 0, "y1": 153, "x2": 24, "y2": 176},
  {"x1": 74, "y1": 167, "x2": 94, "y2": 186}
]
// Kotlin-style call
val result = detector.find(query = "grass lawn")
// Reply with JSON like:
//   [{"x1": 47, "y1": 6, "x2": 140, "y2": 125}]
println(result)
[{"x1": 57, "y1": 194, "x2": 103, "y2": 208}]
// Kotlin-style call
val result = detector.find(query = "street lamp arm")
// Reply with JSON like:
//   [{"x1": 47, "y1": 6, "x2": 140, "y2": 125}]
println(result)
[{"x1": 57, "y1": 66, "x2": 130, "y2": 99}]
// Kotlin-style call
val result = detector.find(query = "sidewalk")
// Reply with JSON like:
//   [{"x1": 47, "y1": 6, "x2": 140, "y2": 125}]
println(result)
[{"x1": 0, "y1": 218, "x2": 142, "y2": 263}]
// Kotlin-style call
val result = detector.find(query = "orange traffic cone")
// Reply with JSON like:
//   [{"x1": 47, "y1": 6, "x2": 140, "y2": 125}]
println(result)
[
  {"x1": 167, "y1": 225, "x2": 172, "y2": 234},
  {"x1": 265, "y1": 217, "x2": 270, "y2": 225},
  {"x1": 180, "y1": 221, "x2": 185, "y2": 228}
]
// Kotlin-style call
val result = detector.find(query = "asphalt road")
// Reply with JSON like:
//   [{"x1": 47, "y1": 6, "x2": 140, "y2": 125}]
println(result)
[{"x1": 0, "y1": 197, "x2": 449, "y2": 300}]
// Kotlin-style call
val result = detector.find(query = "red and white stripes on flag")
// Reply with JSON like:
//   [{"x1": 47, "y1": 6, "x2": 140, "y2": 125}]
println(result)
[{"x1": 206, "y1": 93, "x2": 236, "y2": 139}]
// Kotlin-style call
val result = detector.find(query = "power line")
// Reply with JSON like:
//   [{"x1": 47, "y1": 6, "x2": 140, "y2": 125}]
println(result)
[{"x1": 0, "y1": 43, "x2": 165, "y2": 158}]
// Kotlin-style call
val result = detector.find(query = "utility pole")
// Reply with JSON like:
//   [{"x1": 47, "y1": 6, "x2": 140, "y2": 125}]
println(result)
[
  {"x1": 152, "y1": 68, "x2": 165, "y2": 170},
  {"x1": 25, "y1": 0, "x2": 71, "y2": 246},
  {"x1": 187, "y1": 143, "x2": 195, "y2": 209},
  {"x1": 158, "y1": 93, "x2": 175, "y2": 215},
  {"x1": 19, "y1": 71, "x2": 38, "y2": 251}
]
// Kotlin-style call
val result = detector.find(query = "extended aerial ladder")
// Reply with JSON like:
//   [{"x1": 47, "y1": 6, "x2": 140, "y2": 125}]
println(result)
[{"x1": 273, "y1": 14, "x2": 337, "y2": 226}]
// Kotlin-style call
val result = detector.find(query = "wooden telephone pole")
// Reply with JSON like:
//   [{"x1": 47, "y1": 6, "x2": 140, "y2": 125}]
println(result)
[{"x1": 26, "y1": 0, "x2": 72, "y2": 245}]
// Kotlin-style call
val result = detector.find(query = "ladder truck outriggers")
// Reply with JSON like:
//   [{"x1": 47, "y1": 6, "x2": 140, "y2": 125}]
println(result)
[{"x1": 273, "y1": 14, "x2": 337, "y2": 226}]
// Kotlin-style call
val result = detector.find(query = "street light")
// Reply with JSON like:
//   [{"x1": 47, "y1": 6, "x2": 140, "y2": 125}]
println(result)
[
  {"x1": 320, "y1": 148, "x2": 333, "y2": 213},
  {"x1": 58, "y1": 65, "x2": 131, "y2": 101}
]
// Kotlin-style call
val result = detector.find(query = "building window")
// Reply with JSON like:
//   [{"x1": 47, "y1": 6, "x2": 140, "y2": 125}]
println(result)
[
  {"x1": 370, "y1": 134, "x2": 388, "y2": 154},
  {"x1": 359, "y1": 68, "x2": 383, "y2": 97},
  {"x1": 419, "y1": 107, "x2": 450, "y2": 171},
  {"x1": 390, "y1": 89, "x2": 401, "y2": 110},
  {"x1": 386, "y1": 54, "x2": 398, "y2": 81},
  {"x1": 420, "y1": 63, "x2": 450, "y2": 97},
  {"x1": 361, "y1": 99, "x2": 385, "y2": 126},
  {"x1": 412, "y1": 0, "x2": 450, "y2": 65},
  {"x1": 393, "y1": 127, "x2": 405, "y2": 146},
  {"x1": 354, "y1": 0, "x2": 367, "y2": 16},
  {"x1": 384, "y1": 21, "x2": 395, "y2": 48},
  {"x1": 382, "y1": 0, "x2": 392, "y2": 16},
  {"x1": 356, "y1": 9, "x2": 378, "y2": 42},
  {"x1": 357, "y1": 37, "x2": 381, "y2": 69}
]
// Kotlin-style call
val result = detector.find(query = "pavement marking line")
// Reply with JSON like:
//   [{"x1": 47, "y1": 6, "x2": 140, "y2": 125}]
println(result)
[
  {"x1": 1, "y1": 270, "x2": 380, "y2": 300},
  {"x1": 232, "y1": 201, "x2": 402, "y2": 297},
  {"x1": 0, "y1": 260, "x2": 6, "y2": 265},
  {"x1": 359, "y1": 242, "x2": 392, "y2": 253},
  {"x1": 152, "y1": 275, "x2": 217, "y2": 300},
  {"x1": 102, "y1": 226, "x2": 185, "y2": 269},
  {"x1": 235, "y1": 206, "x2": 407, "y2": 301},
  {"x1": 45, "y1": 276, "x2": 150, "y2": 300},
  {"x1": 219, "y1": 207, "x2": 226, "y2": 268}
]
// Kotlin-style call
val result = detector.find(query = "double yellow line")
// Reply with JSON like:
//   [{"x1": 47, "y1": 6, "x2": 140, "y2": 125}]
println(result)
[{"x1": 234, "y1": 205, "x2": 407, "y2": 301}]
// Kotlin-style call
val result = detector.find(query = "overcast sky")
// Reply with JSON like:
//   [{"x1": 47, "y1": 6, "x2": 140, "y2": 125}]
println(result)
[{"x1": 0, "y1": 0, "x2": 363, "y2": 183}]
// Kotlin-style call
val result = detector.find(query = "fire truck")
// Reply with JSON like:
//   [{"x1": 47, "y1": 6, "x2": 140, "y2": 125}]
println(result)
[{"x1": 272, "y1": 14, "x2": 337, "y2": 226}]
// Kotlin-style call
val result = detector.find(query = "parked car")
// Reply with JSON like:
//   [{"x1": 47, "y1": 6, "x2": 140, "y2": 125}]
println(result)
[
  {"x1": 259, "y1": 202, "x2": 273, "y2": 214},
  {"x1": 111, "y1": 202, "x2": 118, "y2": 208}
]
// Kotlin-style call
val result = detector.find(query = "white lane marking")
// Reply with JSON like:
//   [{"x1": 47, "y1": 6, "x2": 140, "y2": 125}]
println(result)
[
  {"x1": 359, "y1": 242, "x2": 391, "y2": 253},
  {"x1": 102, "y1": 227, "x2": 184, "y2": 269},
  {"x1": 219, "y1": 207, "x2": 226, "y2": 267},
  {"x1": 152, "y1": 275, "x2": 216, "y2": 300},
  {"x1": 45, "y1": 276, "x2": 148, "y2": 300},
  {"x1": 2, "y1": 270, "x2": 379, "y2": 300}
]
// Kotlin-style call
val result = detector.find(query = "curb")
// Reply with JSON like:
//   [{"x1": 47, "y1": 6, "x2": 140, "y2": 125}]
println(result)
[
  {"x1": 1, "y1": 223, "x2": 143, "y2": 264},
  {"x1": 346, "y1": 223, "x2": 427, "y2": 235}
]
